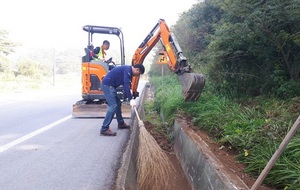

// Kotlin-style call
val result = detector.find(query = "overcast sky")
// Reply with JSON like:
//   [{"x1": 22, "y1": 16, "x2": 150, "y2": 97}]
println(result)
[{"x1": 1, "y1": 0, "x2": 198, "y2": 55}]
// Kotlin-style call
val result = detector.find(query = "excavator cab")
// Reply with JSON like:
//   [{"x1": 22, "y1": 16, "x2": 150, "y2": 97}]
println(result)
[{"x1": 72, "y1": 25, "x2": 131, "y2": 118}]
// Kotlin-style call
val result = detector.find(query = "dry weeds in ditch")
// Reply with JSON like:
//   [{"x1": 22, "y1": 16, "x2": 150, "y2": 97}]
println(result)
[{"x1": 137, "y1": 120, "x2": 175, "y2": 190}]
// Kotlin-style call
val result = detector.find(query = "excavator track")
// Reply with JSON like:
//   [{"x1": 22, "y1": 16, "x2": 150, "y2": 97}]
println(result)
[
  {"x1": 72, "y1": 100, "x2": 132, "y2": 118},
  {"x1": 178, "y1": 72, "x2": 205, "y2": 102}
]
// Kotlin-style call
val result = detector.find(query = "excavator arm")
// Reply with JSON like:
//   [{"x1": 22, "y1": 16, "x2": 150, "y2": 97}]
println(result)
[{"x1": 131, "y1": 19, "x2": 205, "y2": 101}]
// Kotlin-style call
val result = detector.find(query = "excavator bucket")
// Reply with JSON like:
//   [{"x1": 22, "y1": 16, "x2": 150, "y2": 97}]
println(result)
[
  {"x1": 72, "y1": 100, "x2": 132, "y2": 118},
  {"x1": 178, "y1": 72, "x2": 205, "y2": 102}
]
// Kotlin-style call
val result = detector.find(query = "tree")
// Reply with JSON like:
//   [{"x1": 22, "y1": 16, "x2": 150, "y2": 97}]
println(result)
[
  {"x1": 0, "y1": 55, "x2": 9, "y2": 73},
  {"x1": 173, "y1": 0, "x2": 222, "y2": 72},
  {"x1": 0, "y1": 30, "x2": 18, "y2": 55},
  {"x1": 0, "y1": 29, "x2": 19, "y2": 73},
  {"x1": 206, "y1": 0, "x2": 300, "y2": 98}
]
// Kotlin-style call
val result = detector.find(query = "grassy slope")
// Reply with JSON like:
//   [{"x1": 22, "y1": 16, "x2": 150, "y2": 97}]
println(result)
[{"x1": 149, "y1": 75, "x2": 300, "y2": 190}]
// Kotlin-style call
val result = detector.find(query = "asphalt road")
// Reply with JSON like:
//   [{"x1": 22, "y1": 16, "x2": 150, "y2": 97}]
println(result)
[{"x1": 0, "y1": 84, "x2": 142, "y2": 190}]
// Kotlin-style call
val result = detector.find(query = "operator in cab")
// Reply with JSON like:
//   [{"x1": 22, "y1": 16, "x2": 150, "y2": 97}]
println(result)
[
  {"x1": 93, "y1": 40, "x2": 110, "y2": 62},
  {"x1": 100, "y1": 64, "x2": 145, "y2": 136}
]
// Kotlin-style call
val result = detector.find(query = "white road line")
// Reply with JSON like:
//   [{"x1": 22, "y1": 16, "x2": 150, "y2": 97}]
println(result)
[{"x1": 0, "y1": 115, "x2": 72, "y2": 154}]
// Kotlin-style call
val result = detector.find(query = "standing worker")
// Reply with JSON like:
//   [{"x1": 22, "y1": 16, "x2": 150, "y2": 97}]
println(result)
[
  {"x1": 93, "y1": 40, "x2": 110, "y2": 62},
  {"x1": 100, "y1": 64, "x2": 145, "y2": 136}
]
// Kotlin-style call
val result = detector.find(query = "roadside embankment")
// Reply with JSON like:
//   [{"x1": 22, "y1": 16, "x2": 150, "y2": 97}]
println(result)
[{"x1": 114, "y1": 84, "x2": 249, "y2": 190}]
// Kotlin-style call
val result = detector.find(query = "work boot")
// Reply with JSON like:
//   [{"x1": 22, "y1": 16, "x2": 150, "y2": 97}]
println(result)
[
  {"x1": 118, "y1": 122, "x2": 130, "y2": 129},
  {"x1": 100, "y1": 129, "x2": 117, "y2": 136}
]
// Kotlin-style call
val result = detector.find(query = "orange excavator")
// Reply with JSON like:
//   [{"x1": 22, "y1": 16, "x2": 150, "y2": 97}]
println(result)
[
  {"x1": 72, "y1": 25, "x2": 131, "y2": 118},
  {"x1": 72, "y1": 19, "x2": 205, "y2": 118},
  {"x1": 131, "y1": 19, "x2": 205, "y2": 102}
]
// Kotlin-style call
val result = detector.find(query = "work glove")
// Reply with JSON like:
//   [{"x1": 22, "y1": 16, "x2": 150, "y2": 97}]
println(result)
[
  {"x1": 132, "y1": 91, "x2": 139, "y2": 99},
  {"x1": 130, "y1": 99, "x2": 136, "y2": 108}
]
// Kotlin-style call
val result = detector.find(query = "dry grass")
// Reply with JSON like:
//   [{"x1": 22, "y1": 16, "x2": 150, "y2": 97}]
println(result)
[
  {"x1": 0, "y1": 73, "x2": 80, "y2": 94},
  {"x1": 137, "y1": 120, "x2": 175, "y2": 190}
]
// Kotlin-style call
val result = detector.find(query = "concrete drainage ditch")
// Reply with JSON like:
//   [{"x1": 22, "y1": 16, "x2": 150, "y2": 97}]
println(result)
[{"x1": 113, "y1": 83, "x2": 249, "y2": 190}]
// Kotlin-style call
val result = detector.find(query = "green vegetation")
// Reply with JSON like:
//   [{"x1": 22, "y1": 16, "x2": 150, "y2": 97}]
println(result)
[
  {"x1": 148, "y1": 75, "x2": 299, "y2": 189},
  {"x1": 146, "y1": 0, "x2": 300, "y2": 189},
  {"x1": 173, "y1": 0, "x2": 300, "y2": 99},
  {"x1": 0, "y1": 29, "x2": 81, "y2": 92}
]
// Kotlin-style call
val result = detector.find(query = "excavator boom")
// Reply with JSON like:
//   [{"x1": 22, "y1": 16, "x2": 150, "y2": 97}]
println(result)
[{"x1": 131, "y1": 19, "x2": 205, "y2": 101}]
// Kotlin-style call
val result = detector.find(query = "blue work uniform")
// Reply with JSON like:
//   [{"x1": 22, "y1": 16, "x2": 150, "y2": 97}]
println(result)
[{"x1": 101, "y1": 65, "x2": 132, "y2": 132}]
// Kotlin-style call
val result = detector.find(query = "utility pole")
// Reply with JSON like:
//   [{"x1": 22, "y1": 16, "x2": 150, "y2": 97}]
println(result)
[{"x1": 52, "y1": 48, "x2": 56, "y2": 86}]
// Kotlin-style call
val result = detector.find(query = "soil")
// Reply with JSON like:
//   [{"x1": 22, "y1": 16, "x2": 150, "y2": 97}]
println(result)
[{"x1": 143, "y1": 118, "x2": 276, "y2": 190}]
